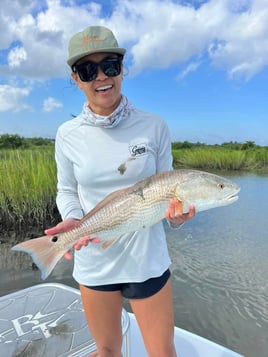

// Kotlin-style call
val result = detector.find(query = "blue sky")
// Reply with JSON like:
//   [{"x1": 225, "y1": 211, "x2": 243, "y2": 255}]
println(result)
[{"x1": 0, "y1": 0, "x2": 267, "y2": 145}]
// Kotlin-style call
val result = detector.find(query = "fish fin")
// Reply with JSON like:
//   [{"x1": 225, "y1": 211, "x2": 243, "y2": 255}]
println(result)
[
  {"x1": 11, "y1": 235, "x2": 66, "y2": 280},
  {"x1": 80, "y1": 187, "x2": 131, "y2": 224},
  {"x1": 100, "y1": 235, "x2": 125, "y2": 249},
  {"x1": 174, "y1": 196, "x2": 183, "y2": 203},
  {"x1": 101, "y1": 239, "x2": 117, "y2": 250}
]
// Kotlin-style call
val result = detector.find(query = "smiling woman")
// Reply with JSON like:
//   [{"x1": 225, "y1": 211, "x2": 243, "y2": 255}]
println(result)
[
  {"x1": 42, "y1": 24, "x2": 196, "y2": 357},
  {"x1": 67, "y1": 25, "x2": 126, "y2": 117},
  {"x1": 71, "y1": 52, "x2": 124, "y2": 116}
]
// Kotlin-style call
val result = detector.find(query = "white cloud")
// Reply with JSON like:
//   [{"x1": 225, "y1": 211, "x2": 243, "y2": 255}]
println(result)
[
  {"x1": 0, "y1": 0, "x2": 104, "y2": 79},
  {"x1": 177, "y1": 61, "x2": 202, "y2": 80},
  {"x1": 0, "y1": 0, "x2": 267, "y2": 81},
  {"x1": 43, "y1": 96, "x2": 63, "y2": 112},
  {"x1": 0, "y1": 85, "x2": 30, "y2": 112},
  {"x1": 8, "y1": 47, "x2": 28, "y2": 67},
  {"x1": 126, "y1": 0, "x2": 268, "y2": 80},
  {"x1": 206, "y1": 0, "x2": 268, "y2": 80}
]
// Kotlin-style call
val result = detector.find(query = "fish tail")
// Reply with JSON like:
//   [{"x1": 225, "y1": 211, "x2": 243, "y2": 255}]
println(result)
[{"x1": 11, "y1": 235, "x2": 65, "y2": 280}]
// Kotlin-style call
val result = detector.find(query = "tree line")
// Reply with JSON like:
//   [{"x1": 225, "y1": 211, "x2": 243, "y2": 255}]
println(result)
[
  {"x1": 0, "y1": 134, "x2": 266, "y2": 150},
  {"x1": 171, "y1": 140, "x2": 264, "y2": 150},
  {"x1": 0, "y1": 134, "x2": 54, "y2": 149}
]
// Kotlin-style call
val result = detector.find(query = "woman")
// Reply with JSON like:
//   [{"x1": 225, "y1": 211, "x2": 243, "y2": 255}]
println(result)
[{"x1": 46, "y1": 25, "x2": 195, "y2": 357}]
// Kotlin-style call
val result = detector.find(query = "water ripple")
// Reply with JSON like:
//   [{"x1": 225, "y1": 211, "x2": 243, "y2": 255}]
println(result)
[{"x1": 167, "y1": 219, "x2": 268, "y2": 327}]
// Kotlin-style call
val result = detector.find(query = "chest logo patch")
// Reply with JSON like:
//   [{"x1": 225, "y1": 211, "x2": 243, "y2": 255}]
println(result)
[{"x1": 129, "y1": 144, "x2": 147, "y2": 157}]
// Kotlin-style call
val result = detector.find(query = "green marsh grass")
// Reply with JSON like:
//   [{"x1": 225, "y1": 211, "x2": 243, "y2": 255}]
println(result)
[
  {"x1": 0, "y1": 147, "x2": 59, "y2": 234},
  {"x1": 172, "y1": 147, "x2": 268, "y2": 171},
  {"x1": 0, "y1": 142, "x2": 267, "y2": 238}
]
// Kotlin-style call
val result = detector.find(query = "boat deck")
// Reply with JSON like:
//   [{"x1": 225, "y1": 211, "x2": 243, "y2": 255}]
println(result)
[{"x1": 0, "y1": 283, "x2": 244, "y2": 357}]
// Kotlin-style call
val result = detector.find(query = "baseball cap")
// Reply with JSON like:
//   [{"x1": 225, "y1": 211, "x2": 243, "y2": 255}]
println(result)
[{"x1": 67, "y1": 25, "x2": 126, "y2": 67}]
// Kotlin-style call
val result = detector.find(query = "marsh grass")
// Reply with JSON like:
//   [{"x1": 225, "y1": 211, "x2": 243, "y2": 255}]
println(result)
[
  {"x1": 0, "y1": 144, "x2": 267, "y2": 239},
  {"x1": 172, "y1": 147, "x2": 268, "y2": 171},
  {"x1": 0, "y1": 148, "x2": 60, "y2": 236}
]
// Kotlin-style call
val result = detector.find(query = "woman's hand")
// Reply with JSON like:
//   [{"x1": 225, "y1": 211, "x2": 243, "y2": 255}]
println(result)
[
  {"x1": 45, "y1": 218, "x2": 80, "y2": 236},
  {"x1": 45, "y1": 218, "x2": 99, "y2": 260},
  {"x1": 165, "y1": 199, "x2": 195, "y2": 226}
]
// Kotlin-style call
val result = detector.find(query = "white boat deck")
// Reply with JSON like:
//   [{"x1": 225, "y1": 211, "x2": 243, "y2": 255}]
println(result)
[{"x1": 0, "y1": 283, "x2": 244, "y2": 356}]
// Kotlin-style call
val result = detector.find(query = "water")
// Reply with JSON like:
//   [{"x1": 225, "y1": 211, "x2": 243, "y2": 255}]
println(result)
[
  {"x1": 0, "y1": 174, "x2": 267, "y2": 357},
  {"x1": 168, "y1": 173, "x2": 268, "y2": 357}
]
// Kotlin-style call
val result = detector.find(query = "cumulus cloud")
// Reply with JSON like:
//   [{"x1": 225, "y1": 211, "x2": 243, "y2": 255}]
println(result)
[
  {"x1": 0, "y1": 0, "x2": 40, "y2": 48},
  {"x1": 0, "y1": 84, "x2": 30, "y2": 112},
  {"x1": 0, "y1": 0, "x2": 267, "y2": 82},
  {"x1": 8, "y1": 47, "x2": 28, "y2": 67},
  {"x1": 43, "y1": 96, "x2": 63, "y2": 112},
  {"x1": 126, "y1": 0, "x2": 268, "y2": 80},
  {"x1": 205, "y1": 0, "x2": 268, "y2": 80}
]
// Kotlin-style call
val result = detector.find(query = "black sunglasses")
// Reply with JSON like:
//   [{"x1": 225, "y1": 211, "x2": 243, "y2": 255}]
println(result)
[{"x1": 72, "y1": 56, "x2": 123, "y2": 82}]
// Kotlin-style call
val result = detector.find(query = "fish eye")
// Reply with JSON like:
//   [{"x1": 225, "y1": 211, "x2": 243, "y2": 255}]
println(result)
[
  {"x1": 51, "y1": 236, "x2": 58, "y2": 243},
  {"x1": 218, "y1": 183, "x2": 225, "y2": 189}
]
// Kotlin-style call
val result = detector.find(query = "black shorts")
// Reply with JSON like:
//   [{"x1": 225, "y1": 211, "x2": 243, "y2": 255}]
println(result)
[{"x1": 84, "y1": 269, "x2": 171, "y2": 299}]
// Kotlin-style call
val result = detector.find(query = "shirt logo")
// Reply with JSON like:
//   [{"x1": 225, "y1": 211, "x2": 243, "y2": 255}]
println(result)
[{"x1": 129, "y1": 144, "x2": 147, "y2": 157}]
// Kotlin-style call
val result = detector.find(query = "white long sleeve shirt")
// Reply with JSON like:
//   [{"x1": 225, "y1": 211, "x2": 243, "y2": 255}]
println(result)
[{"x1": 55, "y1": 103, "x2": 173, "y2": 286}]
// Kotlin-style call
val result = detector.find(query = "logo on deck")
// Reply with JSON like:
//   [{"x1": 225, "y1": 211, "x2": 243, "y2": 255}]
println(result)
[{"x1": 0, "y1": 299, "x2": 85, "y2": 343}]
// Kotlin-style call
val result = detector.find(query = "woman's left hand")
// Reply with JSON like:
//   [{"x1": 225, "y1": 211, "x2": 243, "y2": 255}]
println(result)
[{"x1": 165, "y1": 198, "x2": 195, "y2": 225}]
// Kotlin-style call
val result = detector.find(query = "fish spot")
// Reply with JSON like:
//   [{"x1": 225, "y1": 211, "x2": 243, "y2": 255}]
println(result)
[
  {"x1": 51, "y1": 236, "x2": 58, "y2": 243},
  {"x1": 32, "y1": 262, "x2": 38, "y2": 271},
  {"x1": 218, "y1": 183, "x2": 225, "y2": 189}
]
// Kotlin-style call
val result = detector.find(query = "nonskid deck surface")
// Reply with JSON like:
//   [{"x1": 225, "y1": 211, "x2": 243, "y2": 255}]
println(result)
[{"x1": 0, "y1": 283, "x2": 128, "y2": 356}]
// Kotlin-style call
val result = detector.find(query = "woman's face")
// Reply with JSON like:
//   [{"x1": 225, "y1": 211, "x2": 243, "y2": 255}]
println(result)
[{"x1": 72, "y1": 52, "x2": 123, "y2": 116}]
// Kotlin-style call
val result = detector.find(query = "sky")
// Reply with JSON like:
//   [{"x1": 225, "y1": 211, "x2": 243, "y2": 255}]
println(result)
[{"x1": 0, "y1": 0, "x2": 268, "y2": 145}]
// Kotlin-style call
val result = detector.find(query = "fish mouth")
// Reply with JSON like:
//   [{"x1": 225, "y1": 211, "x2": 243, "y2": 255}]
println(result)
[
  {"x1": 225, "y1": 187, "x2": 240, "y2": 203},
  {"x1": 226, "y1": 195, "x2": 239, "y2": 203}
]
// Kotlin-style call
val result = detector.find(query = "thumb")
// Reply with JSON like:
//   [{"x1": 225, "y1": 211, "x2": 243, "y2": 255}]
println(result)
[{"x1": 44, "y1": 226, "x2": 58, "y2": 235}]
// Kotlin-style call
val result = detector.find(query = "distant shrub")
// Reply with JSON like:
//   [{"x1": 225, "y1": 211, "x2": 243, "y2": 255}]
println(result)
[{"x1": 0, "y1": 134, "x2": 54, "y2": 150}]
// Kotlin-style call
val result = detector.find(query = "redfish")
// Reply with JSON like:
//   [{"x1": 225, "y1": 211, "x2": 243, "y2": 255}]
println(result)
[{"x1": 12, "y1": 170, "x2": 240, "y2": 279}]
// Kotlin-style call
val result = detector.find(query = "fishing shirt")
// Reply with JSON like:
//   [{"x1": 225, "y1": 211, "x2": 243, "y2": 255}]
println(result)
[{"x1": 55, "y1": 101, "x2": 173, "y2": 286}]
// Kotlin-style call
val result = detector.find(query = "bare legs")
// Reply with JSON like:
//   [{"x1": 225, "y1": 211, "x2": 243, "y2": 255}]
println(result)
[
  {"x1": 80, "y1": 285, "x2": 123, "y2": 357},
  {"x1": 130, "y1": 278, "x2": 176, "y2": 357},
  {"x1": 80, "y1": 278, "x2": 176, "y2": 357}
]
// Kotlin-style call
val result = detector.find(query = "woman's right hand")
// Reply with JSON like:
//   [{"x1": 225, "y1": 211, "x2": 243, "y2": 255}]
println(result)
[
  {"x1": 45, "y1": 218, "x2": 80, "y2": 236},
  {"x1": 44, "y1": 218, "x2": 99, "y2": 260}
]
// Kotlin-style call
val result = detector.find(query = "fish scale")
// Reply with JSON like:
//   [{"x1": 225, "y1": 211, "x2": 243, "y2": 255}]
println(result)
[{"x1": 12, "y1": 169, "x2": 240, "y2": 279}]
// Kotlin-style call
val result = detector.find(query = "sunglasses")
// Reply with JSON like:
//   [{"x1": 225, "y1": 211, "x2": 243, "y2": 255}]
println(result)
[{"x1": 72, "y1": 56, "x2": 123, "y2": 82}]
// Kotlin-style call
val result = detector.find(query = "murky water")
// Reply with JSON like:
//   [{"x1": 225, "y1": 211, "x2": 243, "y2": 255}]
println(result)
[{"x1": 0, "y1": 174, "x2": 267, "y2": 357}]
